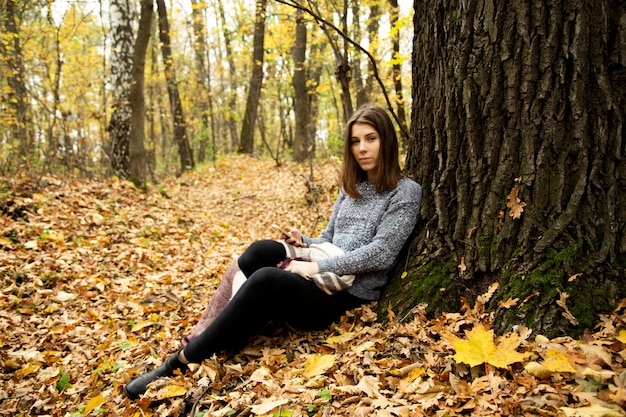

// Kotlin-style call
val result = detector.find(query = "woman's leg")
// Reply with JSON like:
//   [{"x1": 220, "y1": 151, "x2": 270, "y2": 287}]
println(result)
[
  {"x1": 182, "y1": 266, "x2": 364, "y2": 363},
  {"x1": 237, "y1": 239, "x2": 286, "y2": 277}
]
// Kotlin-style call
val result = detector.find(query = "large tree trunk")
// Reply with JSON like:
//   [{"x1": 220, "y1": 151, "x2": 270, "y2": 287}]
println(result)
[
  {"x1": 128, "y1": 0, "x2": 153, "y2": 186},
  {"x1": 380, "y1": 0, "x2": 626, "y2": 338},
  {"x1": 156, "y1": 0, "x2": 194, "y2": 173},
  {"x1": 239, "y1": 0, "x2": 267, "y2": 154},
  {"x1": 108, "y1": 0, "x2": 135, "y2": 179}
]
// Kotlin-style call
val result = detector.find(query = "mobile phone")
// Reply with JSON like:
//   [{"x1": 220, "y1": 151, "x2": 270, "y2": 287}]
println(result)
[{"x1": 271, "y1": 224, "x2": 291, "y2": 236}]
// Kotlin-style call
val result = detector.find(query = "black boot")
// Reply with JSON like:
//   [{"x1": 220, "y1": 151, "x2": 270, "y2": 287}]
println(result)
[{"x1": 123, "y1": 352, "x2": 187, "y2": 399}]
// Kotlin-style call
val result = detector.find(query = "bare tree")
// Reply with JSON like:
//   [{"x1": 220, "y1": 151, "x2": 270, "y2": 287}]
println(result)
[
  {"x1": 190, "y1": 0, "x2": 215, "y2": 164},
  {"x1": 156, "y1": 0, "x2": 194, "y2": 173},
  {"x1": 388, "y1": 0, "x2": 407, "y2": 143},
  {"x1": 292, "y1": 8, "x2": 312, "y2": 162},
  {"x1": 217, "y1": 0, "x2": 239, "y2": 151},
  {"x1": 239, "y1": 0, "x2": 267, "y2": 154},
  {"x1": 108, "y1": 0, "x2": 135, "y2": 178},
  {"x1": 128, "y1": 0, "x2": 153, "y2": 185}
]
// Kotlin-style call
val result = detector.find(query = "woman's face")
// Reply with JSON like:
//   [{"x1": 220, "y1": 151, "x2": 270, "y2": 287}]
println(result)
[{"x1": 350, "y1": 122, "x2": 381, "y2": 180}]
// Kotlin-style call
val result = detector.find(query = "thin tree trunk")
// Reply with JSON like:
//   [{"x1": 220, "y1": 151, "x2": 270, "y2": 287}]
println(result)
[
  {"x1": 108, "y1": 0, "x2": 134, "y2": 178},
  {"x1": 156, "y1": 0, "x2": 194, "y2": 173},
  {"x1": 239, "y1": 0, "x2": 267, "y2": 154},
  {"x1": 217, "y1": 0, "x2": 239, "y2": 152},
  {"x1": 338, "y1": 0, "x2": 353, "y2": 119},
  {"x1": 128, "y1": 0, "x2": 153, "y2": 186},
  {"x1": 362, "y1": 3, "x2": 380, "y2": 106},
  {"x1": 292, "y1": 9, "x2": 311, "y2": 162},
  {"x1": 388, "y1": 0, "x2": 408, "y2": 144},
  {"x1": 190, "y1": 0, "x2": 212, "y2": 163}
]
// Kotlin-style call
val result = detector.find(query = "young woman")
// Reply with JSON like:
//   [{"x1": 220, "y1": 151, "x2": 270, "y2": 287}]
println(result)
[{"x1": 124, "y1": 105, "x2": 422, "y2": 399}]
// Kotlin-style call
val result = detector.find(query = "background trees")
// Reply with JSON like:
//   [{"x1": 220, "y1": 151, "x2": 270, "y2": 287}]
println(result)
[{"x1": 0, "y1": 0, "x2": 411, "y2": 177}]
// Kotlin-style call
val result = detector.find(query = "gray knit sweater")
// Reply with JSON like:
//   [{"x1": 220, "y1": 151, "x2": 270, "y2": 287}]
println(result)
[{"x1": 303, "y1": 176, "x2": 422, "y2": 301}]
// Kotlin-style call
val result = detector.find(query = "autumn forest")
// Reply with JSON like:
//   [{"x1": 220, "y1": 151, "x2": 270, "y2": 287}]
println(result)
[
  {"x1": 1, "y1": 0, "x2": 626, "y2": 416},
  {"x1": 1, "y1": 0, "x2": 412, "y2": 180}
]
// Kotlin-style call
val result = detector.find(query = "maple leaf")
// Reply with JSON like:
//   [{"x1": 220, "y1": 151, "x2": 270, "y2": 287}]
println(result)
[
  {"x1": 445, "y1": 324, "x2": 528, "y2": 368},
  {"x1": 507, "y1": 187, "x2": 527, "y2": 219}
]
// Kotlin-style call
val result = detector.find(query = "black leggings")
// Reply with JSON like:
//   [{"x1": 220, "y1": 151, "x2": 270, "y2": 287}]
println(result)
[{"x1": 182, "y1": 240, "x2": 365, "y2": 363}]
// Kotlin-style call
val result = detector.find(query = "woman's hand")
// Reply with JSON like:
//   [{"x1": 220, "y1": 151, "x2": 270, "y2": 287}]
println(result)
[
  {"x1": 285, "y1": 260, "x2": 319, "y2": 277},
  {"x1": 282, "y1": 229, "x2": 307, "y2": 248}
]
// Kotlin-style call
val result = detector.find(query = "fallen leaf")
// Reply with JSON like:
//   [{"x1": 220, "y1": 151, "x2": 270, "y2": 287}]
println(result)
[
  {"x1": 543, "y1": 348, "x2": 577, "y2": 373},
  {"x1": 56, "y1": 291, "x2": 76, "y2": 302},
  {"x1": 507, "y1": 187, "x2": 527, "y2": 219},
  {"x1": 445, "y1": 324, "x2": 528, "y2": 368},
  {"x1": 155, "y1": 384, "x2": 187, "y2": 400},
  {"x1": 82, "y1": 396, "x2": 107, "y2": 416},
  {"x1": 560, "y1": 403, "x2": 626, "y2": 417},
  {"x1": 303, "y1": 354, "x2": 336, "y2": 378},
  {"x1": 249, "y1": 398, "x2": 289, "y2": 415}
]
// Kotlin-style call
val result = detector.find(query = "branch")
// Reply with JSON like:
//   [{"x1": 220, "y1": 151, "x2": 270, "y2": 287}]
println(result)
[{"x1": 274, "y1": 0, "x2": 409, "y2": 140}]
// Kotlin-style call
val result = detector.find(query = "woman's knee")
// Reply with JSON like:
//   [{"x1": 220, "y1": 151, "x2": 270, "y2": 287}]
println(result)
[{"x1": 238, "y1": 240, "x2": 285, "y2": 276}]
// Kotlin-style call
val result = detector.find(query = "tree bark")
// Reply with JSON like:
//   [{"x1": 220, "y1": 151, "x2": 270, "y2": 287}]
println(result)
[
  {"x1": 292, "y1": 9, "x2": 312, "y2": 162},
  {"x1": 190, "y1": 0, "x2": 214, "y2": 164},
  {"x1": 239, "y1": 0, "x2": 267, "y2": 154},
  {"x1": 217, "y1": 0, "x2": 239, "y2": 152},
  {"x1": 156, "y1": 0, "x2": 194, "y2": 173},
  {"x1": 108, "y1": 0, "x2": 134, "y2": 179},
  {"x1": 388, "y1": 0, "x2": 408, "y2": 144},
  {"x1": 128, "y1": 0, "x2": 153, "y2": 186},
  {"x1": 0, "y1": 0, "x2": 31, "y2": 162},
  {"x1": 381, "y1": 0, "x2": 626, "y2": 338}
]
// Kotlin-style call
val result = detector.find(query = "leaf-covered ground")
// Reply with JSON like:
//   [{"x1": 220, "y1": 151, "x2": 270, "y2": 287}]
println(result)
[{"x1": 1, "y1": 155, "x2": 625, "y2": 417}]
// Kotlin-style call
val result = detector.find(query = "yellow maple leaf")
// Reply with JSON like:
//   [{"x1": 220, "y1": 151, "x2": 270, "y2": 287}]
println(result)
[
  {"x1": 303, "y1": 354, "x2": 336, "y2": 378},
  {"x1": 445, "y1": 324, "x2": 528, "y2": 368},
  {"x1": 543, "y1": 348, "x2": 577, "y2": 373},
  {"x1": 617, "y1": 329, "x2": 626, "y2": 344}
]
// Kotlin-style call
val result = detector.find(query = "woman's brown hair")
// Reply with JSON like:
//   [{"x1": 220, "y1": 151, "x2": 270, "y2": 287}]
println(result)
[{"x1": 341, "y1": 105, "x2": 402, "y2": 198}]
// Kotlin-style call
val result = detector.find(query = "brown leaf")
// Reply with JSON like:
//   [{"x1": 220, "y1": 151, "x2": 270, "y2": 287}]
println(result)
[{"x1": 507, "y1": 187, "x2": 527, "y2": 219}]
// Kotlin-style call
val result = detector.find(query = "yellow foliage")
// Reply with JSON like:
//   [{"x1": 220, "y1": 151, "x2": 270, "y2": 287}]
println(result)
[
  {"x1": 303, "y1": 354, "x2": 336, "y2": 378},
  {"x1": 445, "y1": 324, "x2": 528, "y2": 368},
  {"x1": 82, "y1": 396, "x2": 107, "y2": 416},
  {"x1": 543, "y1": 348, "x2": 577, "y2": 373}
]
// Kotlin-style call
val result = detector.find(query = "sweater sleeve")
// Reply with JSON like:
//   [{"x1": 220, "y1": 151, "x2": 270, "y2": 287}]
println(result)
[
  {"x1": 303, "y1": 192, "x2": 345, "y2": 247},
  {"x1": 315, "y1": 179, "x2": 421, "y2": 277}
]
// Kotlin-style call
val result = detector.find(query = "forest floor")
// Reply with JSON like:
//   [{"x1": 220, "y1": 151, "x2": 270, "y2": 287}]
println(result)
[{"x1": 0, "y1": 155, "x2": 625, "y2": 417}]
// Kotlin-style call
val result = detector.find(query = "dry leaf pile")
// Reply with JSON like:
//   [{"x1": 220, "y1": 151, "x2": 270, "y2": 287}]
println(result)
[{"x1": 0, "y1": 155, "x2": 625, "y2": 417}]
